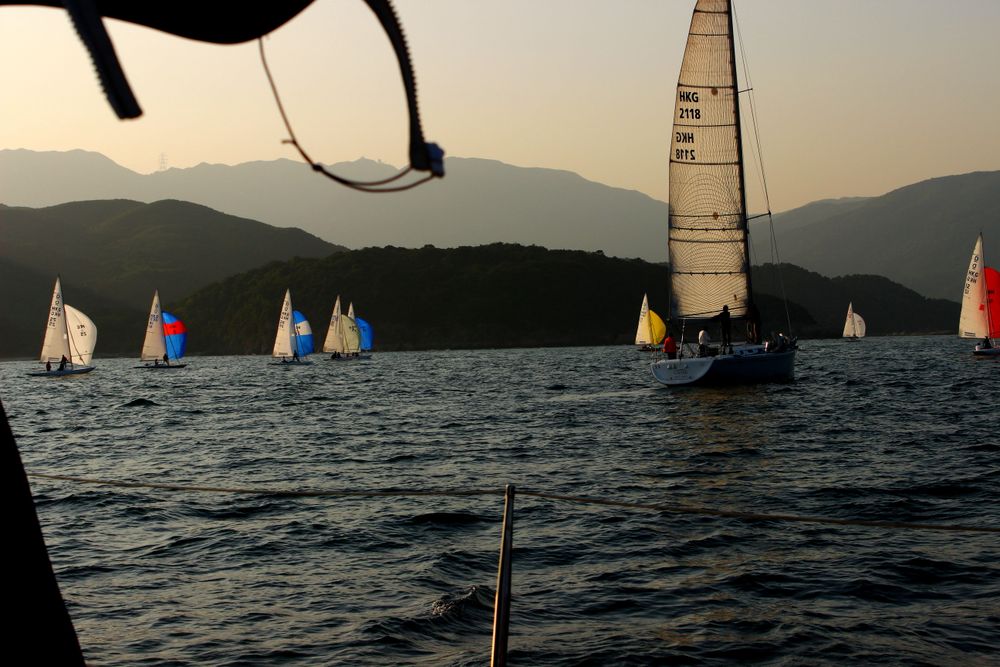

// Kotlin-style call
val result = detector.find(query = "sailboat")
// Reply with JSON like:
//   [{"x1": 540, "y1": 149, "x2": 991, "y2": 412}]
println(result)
[
  {"x1": 136, "y1": 290, "x2": 188, "y2": 368},
  {"x1": 651, "y1": 0, "x2": 796, "y2": 386},
  {"x1": 28, "y1": 277, "x2": 97, "y2": 376},
  {"x1": 959, "y1": 233, "x2": 1000, "y2": 357},
  {"x1": 323, "y1": 296, "x2": 362, "y2": 361},
  {"x1": 842, "y1": 302, "x2": 866, "y2": 342},
  {"x1": 635, "y1": 293, "x2": 667, "y2": 351},
  {"x1": 271, "y1": 289, "x2": 313, "y2": 365}
]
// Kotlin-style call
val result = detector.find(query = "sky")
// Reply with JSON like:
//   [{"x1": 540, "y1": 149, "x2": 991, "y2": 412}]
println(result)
[{"x1": 1, "y1": 0, "x2": 999, "y2": 213}]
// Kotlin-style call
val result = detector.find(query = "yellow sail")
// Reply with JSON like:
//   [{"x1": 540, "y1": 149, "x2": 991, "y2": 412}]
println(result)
[{"x1": 649, "y1": 310, "x2": 667, "y2": 345}]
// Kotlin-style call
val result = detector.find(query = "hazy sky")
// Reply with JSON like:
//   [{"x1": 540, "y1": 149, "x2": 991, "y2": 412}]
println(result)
[{"x1": 2, "y1": 0, "x2": 998, "y2": 212}]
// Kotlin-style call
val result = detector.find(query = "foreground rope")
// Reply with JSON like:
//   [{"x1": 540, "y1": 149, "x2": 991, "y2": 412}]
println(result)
[{"x1": 27, "y1": 473, "x2": 999, "y2": 534}]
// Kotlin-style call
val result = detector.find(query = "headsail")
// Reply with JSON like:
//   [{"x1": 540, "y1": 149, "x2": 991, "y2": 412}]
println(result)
[
  {"x1": 959, "y1": 235, "x2": 1000, "y2": 338},
  {"x1": 39, "y1": 277, "x2": 70, "y2": 362},
  {"x1": 273, "y1": 289, "x2": 295, "y2": 358},
  {"x1": 668, "y1": 0, "x2": 752, "y2": 322},
  {"x1": 64, "y1": 305, "x2": 97, "y2": 366},
  {"x1": 140, "y1": 290, "x2": 167, "y2": 361},
  {"x1": 342, "y1": 315, "x2": 361, "y2": 353},
  {"x1": 162, "y1": 312, "x2": 187, "y2": 359}
]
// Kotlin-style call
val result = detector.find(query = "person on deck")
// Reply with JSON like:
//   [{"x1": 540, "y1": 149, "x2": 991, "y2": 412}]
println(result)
[
  {"x1": 292, "y1": 350, "x2": 300, "y2": 362},
  {"x1": 45, "y1": 360, "x2": 51, "y2": 372},
  {"x1": 698, "y1": 329, "x2": 711, "y2": 357},
  {"x1": 662, "y1": 330, "x2": 678, "y2": 360},
  {"x1": 745, "y1": 302, "x2": 761, "y2": 345},
  {"x1": 58, "y1": 355, "x2": 68, "y2": 371},
  {"x1": 710, "y1": 305, "x2": 732, "y2": 353},
  {"x1": 163, "y1": 353, "x2": 170, "y2": 366},
  {"x1": 982, "y1": 337, "x2": 993, "y2": 349}
]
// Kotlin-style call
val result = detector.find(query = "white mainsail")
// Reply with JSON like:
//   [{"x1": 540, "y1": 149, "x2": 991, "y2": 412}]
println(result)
[
  {"x1": 39, "y1": 277, "x2": 70, "y2": 362},
  {"x1": 64, "y1": 305, "x2": 97, "y2": 366},
  {"x1": 140, "y1": 290, "x2": 168, "y2": 361},
  {"x1": 323, "y1": 296, "x2": 344, "y2": 353},
  {"x1": 272, "y1": 289, "x2": 296, "y2": 358},
  {"x1": 668, "y1": 0, "x2": 752, "y2": 322},
  {"x1": 959, "y1": 234, "x2": 989, "y2": 338},
  {"x1": 842, "y1": 302, "x2": 866, "y2": 338}
]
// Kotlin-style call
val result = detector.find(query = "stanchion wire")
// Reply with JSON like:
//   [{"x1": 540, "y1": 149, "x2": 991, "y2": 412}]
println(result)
[{"x1": 27, "y1": 473, "x2": 999, "y2": 534}]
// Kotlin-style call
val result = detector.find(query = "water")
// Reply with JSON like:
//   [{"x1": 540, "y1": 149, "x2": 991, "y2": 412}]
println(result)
[{"x1": 2, "y1": 336, "x2": 998, "y2": 665}]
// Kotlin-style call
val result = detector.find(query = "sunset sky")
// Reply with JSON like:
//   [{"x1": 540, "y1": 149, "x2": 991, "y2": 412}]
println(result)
[{"x1": 1, "y1": 0, "x2": 998, "y2": 212}]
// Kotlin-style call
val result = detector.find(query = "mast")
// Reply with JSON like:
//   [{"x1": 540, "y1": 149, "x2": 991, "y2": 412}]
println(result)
[
  {"x1": 727, "y1": 0, "x2": 755, "y2": 310},
  {"x1": 984, "y1": 233, "x2": 994, "y2": 343}
]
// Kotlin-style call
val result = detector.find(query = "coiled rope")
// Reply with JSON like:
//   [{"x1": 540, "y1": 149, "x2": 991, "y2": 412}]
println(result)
[{"x1": 27, "y1": 473, "x2": 998, "y2": 534}]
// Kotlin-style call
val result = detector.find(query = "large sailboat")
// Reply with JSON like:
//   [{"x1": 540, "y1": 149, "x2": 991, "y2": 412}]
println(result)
[
  {"x1": 28, "y1": 277, "x2": 97, "y2": 376},
  {"x1": 959, "y1": 233, "x2": 1000, "y2": 357},
  {"x1": 651, "y1": 0, "x2": 796, "y2": 386},
  {"x1": 842, "y1": 302, "x2": 866, "y2": 342},
  {"x1": 271, "y1": 289, "x2": 313, "y2": 365},
  {"x1": 136, "y1": 290, "x2": 188, "y2": 368},
  {"x1": 635, "y1": 293, "x2": 667, "y2": 351}
]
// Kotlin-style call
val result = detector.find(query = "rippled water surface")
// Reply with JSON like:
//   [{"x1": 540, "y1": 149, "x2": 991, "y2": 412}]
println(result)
[{"x1": 2, "y1": 336, "x2": 998, "y2": 665}]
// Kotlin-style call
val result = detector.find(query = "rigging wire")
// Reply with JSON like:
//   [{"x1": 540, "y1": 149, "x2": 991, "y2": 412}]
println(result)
[
  {"x1": 733, "y1": 3, "x2": 792, "y2": 334},
  {"x1": 26, "y1": 473, "x2": 999, "y2": 534},
  {"x1": 258, "y1": 38, "x2": 434, "y2": 193}
]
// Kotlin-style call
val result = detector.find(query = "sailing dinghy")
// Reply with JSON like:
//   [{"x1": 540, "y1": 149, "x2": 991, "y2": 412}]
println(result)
[
  {"x1": 271, "y1": 289, "x2": 313, "y2": 365},
  {"x1": 28, "y1": 277, "x2": 97, "y2": 376},
  {"x1": 324, "y1": 296, "x2": 363, "y2": 361},
  {"x1": 959, "y1": 233, "x2": 1000, "y2": 357},
  {"x1": 650, "y1": 0, "x2": 796, "y2": 386},
  {"x1": 136, "y1": 290, "x2": 187, "y2": 368},
  {"x1": 842, "y1": 302, "x2": 865, "y2": 342},
  {"x1": 635, "y1": 293, "x2": 667, "y2": 351}
]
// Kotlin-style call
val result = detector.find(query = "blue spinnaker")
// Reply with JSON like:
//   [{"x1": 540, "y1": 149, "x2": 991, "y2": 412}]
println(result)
[
  {"x1": 162, "y1": 311, "x2": 187, "y2": 359},
  {"x1": 356, "y1": 317, "x2": 373, "y2": 351},
  {"x1": 293, "y1": 310, "x2": 314, "y2": 356}
]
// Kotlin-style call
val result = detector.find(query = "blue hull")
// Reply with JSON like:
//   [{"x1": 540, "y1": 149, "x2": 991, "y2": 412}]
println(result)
[
  {"x1": 701, "y1": 349, "x2": 796, "y2": 384},
  {"x1": 651, "y1": 346, "x2": 795, "y2": 386}
]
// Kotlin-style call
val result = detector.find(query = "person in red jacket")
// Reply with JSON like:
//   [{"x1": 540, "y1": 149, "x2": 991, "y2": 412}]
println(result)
[{"x1": 662, "y1": 330, "x2": 678, "y2": 359}]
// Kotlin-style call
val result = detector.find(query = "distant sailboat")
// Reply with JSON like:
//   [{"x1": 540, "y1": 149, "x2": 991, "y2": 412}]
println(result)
[
  {"x1": 650, "y1": 0, "x2": 796, "y2": 386},
  {"x1": 323, "y1": 296, "x2": 362, "y2": 361},
  {"x1": 28, "y1": 277, "x2": 96, "y2": 376},
  {"x1": 271, "y1": 289, "x2": 312, "y2": 365},
  {"x1": 136, "y1": 290, "x2": 187, "y2": 368},
  {"x1": 959, "y1": 233, "x2": 1000, "y2": 357},
  {"x1": 842, "y1": 302, "x2": 866, "y2": 342},
  {"x1": 635, "y1": 293, "x2": 667, "y2": 351}
]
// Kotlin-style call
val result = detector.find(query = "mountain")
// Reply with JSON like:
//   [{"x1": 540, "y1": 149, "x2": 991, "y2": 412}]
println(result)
[
  {"x1": 0, "y1": 199, "x2": 341, "y2": 357},
  {"x1": 3, "y1": 150, "x2": 996, "y2": 300},
  {"x1": 751, "y1": 264, "x2": 959, "y2": 336},
  {"x1": 0, "y1": 149, "x2": 668, "y2": 263},
  {"x1": 750, "y1": 172, "x2": 1000, "y2": 299},
  {"x1": 170, "y1": 245, "x2": 951, "y2": 356}
]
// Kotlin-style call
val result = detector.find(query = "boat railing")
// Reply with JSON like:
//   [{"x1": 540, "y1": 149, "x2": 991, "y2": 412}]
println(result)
[{"x1": 25, "y1": 473, "x2": 999, "y2": 666}]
